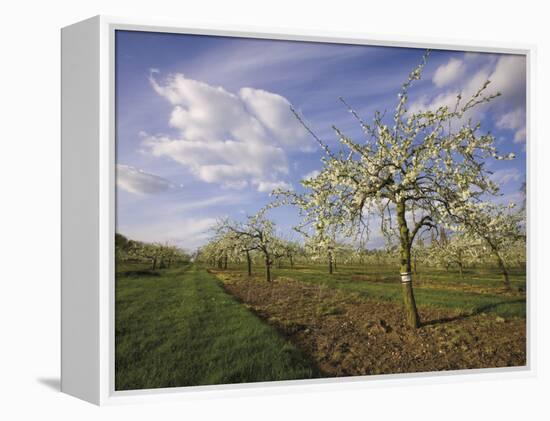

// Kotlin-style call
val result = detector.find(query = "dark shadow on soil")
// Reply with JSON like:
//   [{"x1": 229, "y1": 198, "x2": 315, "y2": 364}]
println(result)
[
  {"x1": 422, "y1": 299, "x2": 525, "y2": 327},
  {"x1": 421, "y1": 314, "x2": 468, "y2": 327},
  {"x1": 37, "y1": 377, "x2": 60, "y2": 392}
]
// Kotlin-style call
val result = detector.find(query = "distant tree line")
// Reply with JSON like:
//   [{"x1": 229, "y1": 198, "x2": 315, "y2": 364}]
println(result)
[{"x1": 115, "y1": 233, "x2": 190, "y2": 270}]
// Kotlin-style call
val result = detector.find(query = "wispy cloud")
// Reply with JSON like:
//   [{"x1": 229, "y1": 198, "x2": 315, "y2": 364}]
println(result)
[
  {"x1": 496, "y1": 108, "x2": 526, "y2": 143},
  {"x1": 116, "y1": 164, "x2": 181, "y2": 195},
  {"x1": 182, "y1": 40, "x2": 370, "y2": 89},
  {"x1": 169, "y1": 195, "x2": 240, "y2": 213},
  {"x1": 432, "y1": 58, "x2": 465, "y2": 87},
  {"x1": 119, "y1": 216, "x2": 217, "y2": 250}
]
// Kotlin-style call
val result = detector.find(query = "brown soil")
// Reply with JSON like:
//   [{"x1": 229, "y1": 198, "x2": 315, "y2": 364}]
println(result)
[{"x1": 212, "y1": 270, "x2": 526, "y2": 377}]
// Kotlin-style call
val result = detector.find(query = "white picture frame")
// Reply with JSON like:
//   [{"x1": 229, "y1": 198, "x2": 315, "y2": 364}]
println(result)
[{"x1": 61, "y1": 15, "x2": 535, "y2": 405}]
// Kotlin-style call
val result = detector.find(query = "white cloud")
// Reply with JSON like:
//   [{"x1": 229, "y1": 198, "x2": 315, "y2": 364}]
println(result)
[
  {"x1": 494, "y1": 190, "x2": 524, "y2": 207},
  {"x1": 464, "y1": 52, "x2": 481, "y2": 61},
  {"x1": 409, "y1": 68, "x2": 488, "y2": 115},
  {"x1": 496, "y1": 108, "x2": 523, "y2": 130},
  {"x1": 254, "y1": 180, "x2": 293, "y2": 193},
  {"x1": 514, "y1": 127, "x2": 526, "y2": 143},
  {"x1": 145, "y1": 136, "x2": 288, "y2": 190},
  {"x1": 116, "y1": 164, "x2": 179, "y2": 195},
  {"x1": 491, "y1": 168, "x2": 521, "y2": 186},
  {"x1": 146, "y1": 73, "x2": 309, "y2": 193},
  {"x1": 239, "y1": 87, "x2": 313, "y2": 152},
  {"x1": 496, "y1": 108, "x2": 526, "y2": 143},
  {"x1": 303, "y1": 170, "x2": 320, "y2": 180},
  {"x1": 488, "y1": 55, "x2": 526, "y2": 106},
  {"x1": 409, "y1": 54, "x2": 526, "y2": 144},
  {"x1": 432, "y1": 58, "x2": 465, "y2": 87}
]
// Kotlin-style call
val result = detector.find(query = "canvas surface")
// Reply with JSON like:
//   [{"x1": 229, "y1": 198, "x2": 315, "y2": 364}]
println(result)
[{"x1": 113, "y1": 29, "x2": 527, "y2": 391}]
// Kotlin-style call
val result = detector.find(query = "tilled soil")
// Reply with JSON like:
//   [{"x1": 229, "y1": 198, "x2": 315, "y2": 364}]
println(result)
[{"x1": 212, "y1": 270, "x2": 526, "y2": 377}]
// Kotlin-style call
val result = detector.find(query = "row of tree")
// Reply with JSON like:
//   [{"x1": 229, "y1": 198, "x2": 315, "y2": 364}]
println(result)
[{"x1": 197, "y1": 214, "x2": 525, "y2": 281}]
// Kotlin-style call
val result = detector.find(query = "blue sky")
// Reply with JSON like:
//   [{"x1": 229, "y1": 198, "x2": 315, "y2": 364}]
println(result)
[{"x1": 115, "y1": 30, "x2": 526, "y2": 251}]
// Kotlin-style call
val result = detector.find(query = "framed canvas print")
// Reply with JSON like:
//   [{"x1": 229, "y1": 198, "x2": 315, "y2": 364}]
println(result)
[{"x1": 61, "y1": 16, "x2": 532, "y2": 405}]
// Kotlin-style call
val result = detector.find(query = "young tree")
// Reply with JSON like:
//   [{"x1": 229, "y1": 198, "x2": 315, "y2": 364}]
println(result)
[
  {"x1": 277, "y1": 239, "x2": 302, "y2": 269},
  {"x1": 217, "y1": 211, "x2": 281, "y2": 282},
  {"x1": 230, "y1": 231, "x2": 257, "y2": 276},
  {"x1": 197, "y1": 241, "x2": 222, "y2": 268},
  {"x1": 143, "y1": 243, "x2": 163, "y2": 270},
  {"x1": 501, "y1": 238, "x2": 526, "y2": 270},
  {"x1": 275, "y1": 51, "x2": 514, "y2": 328},
  {"x1": 411, "y1": 236, "x2": 427, "y2": 275},
  {"x1": 428, "y1": 232, "x2": 481, "y2": 280},
  {"x1": 204, "y1": 234, "x2": 235, "y2": 269},
  {"x1": 450, "y1": 202, "x2": 525, "y2": 289},
  {"x1": 304, "y1": 234, "x2": 338, "y2": 274},
  {"x1": 156, "y1": 243, "x2": 188, "y2": 268}
]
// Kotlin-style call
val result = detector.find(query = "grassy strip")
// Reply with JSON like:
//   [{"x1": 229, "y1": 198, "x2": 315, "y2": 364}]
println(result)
[
  {"x1": 282, "y1": 268, "x2": 525, "y2": 319},
  {"x1": 115, "y1": 264, "x2": 316, "y2": 390},
  {"x1": 273, "y1": 264, "x2": 526, "y2": 289}
]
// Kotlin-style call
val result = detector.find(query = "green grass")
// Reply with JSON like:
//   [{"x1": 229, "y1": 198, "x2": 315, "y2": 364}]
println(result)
[
  {"x1": 115, "y1": 263, "x2": 316, "y2": 390},
  {"x1": 229, "y1": 263, "x2": 527, "y2": 319}
]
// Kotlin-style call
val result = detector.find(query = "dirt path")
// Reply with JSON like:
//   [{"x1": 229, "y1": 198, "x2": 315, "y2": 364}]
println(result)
[{"x1": 212, "y1": 270, "x2": 526, "y2": 377}]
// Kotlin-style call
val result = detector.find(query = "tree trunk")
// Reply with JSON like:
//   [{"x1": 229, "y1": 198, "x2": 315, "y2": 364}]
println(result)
[
  {"x1": 264, "y1": 252, "x2": 272, "y2": 282},
  {"x1": 397, "y1": 201, "x2": 421, "y2": 329},
  {"x1": 458, "y1": 262, "x2": 464, "y2": 280},
  {"x1": 289, "y1": 255, "x2": 294, "y2": 268},
  {"x1": 246, "y1": 250, "x2": 252, "y2": 276},
  {"x1": 328, "y1": 251, "x2": 333, "y2": 274},
  {"x1": 265, "y1": 259, "x2": 271, "y2": 282},
  {"x1": 494, "y1": 251, "x2": 511, "y2": 290},
  {"x1": 152, "y1": 257, "x2": 157, "y2": 270}
]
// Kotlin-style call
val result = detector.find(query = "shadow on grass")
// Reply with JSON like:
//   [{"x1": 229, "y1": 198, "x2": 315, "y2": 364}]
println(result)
[
  {"x1": 422, "y1": 299, "x2": 526, "y2": 327},
  {"x1": 116, "y1": 270, "x2": 161, "y2": 278}
]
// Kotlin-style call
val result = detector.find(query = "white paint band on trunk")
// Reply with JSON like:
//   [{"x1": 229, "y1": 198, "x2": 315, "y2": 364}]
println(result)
[{"x1": 400, "y1": 272, "x2": 412, "y2": 283}]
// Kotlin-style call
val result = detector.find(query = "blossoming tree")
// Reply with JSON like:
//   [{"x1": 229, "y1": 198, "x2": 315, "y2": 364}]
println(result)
[
  {"x1": 275, "y1": 52, "x2": 514, "y2": 328},
  {"x1": 448, "y1": 202, "x2": 525, "y2": 289},
  {"x1": 216, "y1": 211, "x2": 283, "y2": 282},
  {"x1": 428, "y1": 231, "x2": 482, "y2": 279}
]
